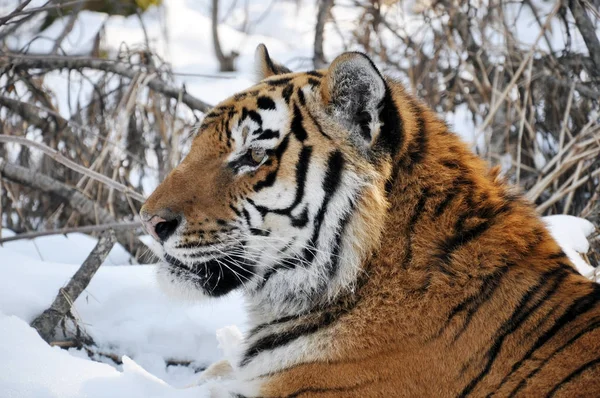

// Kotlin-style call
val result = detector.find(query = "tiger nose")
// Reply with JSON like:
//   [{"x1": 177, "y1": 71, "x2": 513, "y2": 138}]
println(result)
[{"x1": 140, "y1": 209, "x2": 182, "y2": 242}]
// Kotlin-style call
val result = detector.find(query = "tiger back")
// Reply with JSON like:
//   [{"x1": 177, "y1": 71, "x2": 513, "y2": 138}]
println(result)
[{"x1": 140, "y1": 45, "x2": 600, "y2": 397}]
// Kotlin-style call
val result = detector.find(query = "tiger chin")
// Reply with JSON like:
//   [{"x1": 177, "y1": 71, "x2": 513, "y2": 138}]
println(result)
[{"x1": 140, "y1": 44, "x2": 600, "y2": 397}]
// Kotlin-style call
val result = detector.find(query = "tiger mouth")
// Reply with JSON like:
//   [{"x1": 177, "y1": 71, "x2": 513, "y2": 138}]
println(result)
[{"x1": 163, "y1": 249, "x2": 256, "y2": 297}]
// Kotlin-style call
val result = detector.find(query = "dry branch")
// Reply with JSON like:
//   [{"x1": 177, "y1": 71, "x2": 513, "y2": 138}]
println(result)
[
  {"x1": 211, "y1": 0, "x2": 238, "y2": 72},
  {"x1": 0, "y1": 158, "x2": 148, "y2": 257},
  {"x1": 0, "y1": 0, "x2": 33, "y2": 26},
  {"x1": 0, "y1": 158, "x2": 118, "y2": 224},
  {"x1": 1, "y1": 53, "x2": 213, "y2": 112},
  {"x1": 569, "y1": 0, "x2": 600, "y2": 76},
  {"x1": 314, "y1": 0, "x2": 335, "y2": 69},
  {"x1": 0, "y1": 221, "x2": 141, "y2": 244},
  {"x1": 30, "y1": 229, "x2": 116, "y2": 343},
  {"x1": 0, "y1": 135, "x2": 145, "y2": 202}
]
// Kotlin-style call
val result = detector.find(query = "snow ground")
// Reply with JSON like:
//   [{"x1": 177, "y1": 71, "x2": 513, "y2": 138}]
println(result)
[{"x1": 0, "y1": 215, "x2": 596, "y2": 397}]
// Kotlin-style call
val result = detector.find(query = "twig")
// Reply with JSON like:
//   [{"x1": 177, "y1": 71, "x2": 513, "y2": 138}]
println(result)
[
  {"x1": 0, "y1": 221, "x2": 141, "y2": 244},
  {"x1": 0, "y1": 0, "x2": 33, "y2": 26},
  {"x1": 314, "y1": 0, "x2": 335, "y2": 69},
  {"x1": 2, "y1": 53, "x2": 213, "y2": 112},
  {"x1": 211, "y1": 0, "x2": 238, "y2": 72},
  {"x1": 569, "y1": 0, "x2": 600, "y2": 76},
  {"x1": 536, "y1": 167, "x2": 600, "y2": 213},
  {"x1": 1, "y1": 0, "x2": 90, "y2": 25},
  {"x1": 0, "y1": 96, "x2": 150, "y2": 168},
  {"x1": 30, "y1": 230, "x2": 116, "y2": 343},
  {"x1": 50, "y1": 2, "x2": 84, "y2": 55},
  {"x1": 0, "y1": 135, "x2": 145, "y2": 202},
  {"x1": 0, "y1": 158, "x2": 148, "y2": 257},
  {"x1": 477, "y1": 1, "x2": 560, "y2": 134}
]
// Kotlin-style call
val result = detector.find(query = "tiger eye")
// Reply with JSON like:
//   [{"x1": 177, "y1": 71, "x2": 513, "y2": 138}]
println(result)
[{"x1": 251, "y1": 147, "x2": 266, "y2": 164}]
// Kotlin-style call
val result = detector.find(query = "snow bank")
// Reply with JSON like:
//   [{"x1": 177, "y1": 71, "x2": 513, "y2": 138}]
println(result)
[
  {"x1": 0, "y1": 314, "x2": 208, "y2": 398},
  {"x1": 0, "y1": 244, "x2": 246, "y2": 389}
]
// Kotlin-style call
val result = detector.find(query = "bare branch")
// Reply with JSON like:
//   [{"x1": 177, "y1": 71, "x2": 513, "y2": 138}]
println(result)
[
  {"x1": 0, "y1": 221, "x2": 141, "y2": 244},
  {"x1": 569, "y1": 0, "x2": 600, "y2": 76},
  {"x1": 314, "y1": 0, "x2": 335, "y2": 69},
  {"x1": 211, "y1": 0, "x2": 238, "y2": 72},
  {"x1": 0, "y1": 158, "x2": 119, "y2": 224},
  {"x1": 30, "y1": 229, "x2": 116, "y2": 343},
  {"x1": 0, "y1": 135, "x2": 145, "y2": 202},
  {"x1": 0, "y1": 0, "x2": 33, "y2": 26},
  {"x1": 2, "y1": 53, "x2": 213, "y2": 112},
  {"x1": 0, "y1": 158, "x2": 149, "y2": 258}
]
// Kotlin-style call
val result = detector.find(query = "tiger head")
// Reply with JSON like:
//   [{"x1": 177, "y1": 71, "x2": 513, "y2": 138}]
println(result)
[{"x1": 141, "y1": 45, "x2": 402, "y2": 316}]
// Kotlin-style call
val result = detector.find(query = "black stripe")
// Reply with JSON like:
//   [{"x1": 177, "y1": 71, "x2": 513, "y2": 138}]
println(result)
[
  {"x1": 241, "y1": 288, "x2": 360, "y2": 367},
  {"x1": 291, "y1": 207, "x2": 309, "y2": 227},
  {"x1": 256, "y1": 129, "x2": 279, "y2": 140},
  {"x1": 257, "y1": 96, "x2": 276, "y2": 110},
  {"x1": 547, "y1": 250, "x2": 567, "y2": 260},
  {"x1": 297, "y1": 87, "x2": 306, "y2": 105},
  {"x1": 303, "y1": 151, "x2": 345, "y2": 265},
  {"x1": 436, "y1": 196, "x2": 511, "y2": 269},
  {"x1": 326, "y1": 198, "x2": 357, "y2": 280},
  {"x1": 306, "y1": 107, "x2": 331, "y2": 139},
  {"x1": 307, "y1": 77, "x2": 321, "y2": 87},
  {"x1": 436, "y1": 266, "x2": 509, "y2": 341},
  {"x1": 508, "y1": 317, "x2": 600, "y2": 396},
  {"x1": 459, "y1": 267, "x2": 571, "y2": 397},
  {"x1": 306, "y1": 70, "x2": 323, "y2": 77},
  {"x1": 250, "y1": 227, "x2": 270, "y2": 236},
  {"x1": 291, "y1": 103, "x2": 307, "y2": 141},
  {"x1": 402, "y1": 101, "x2": 427, "y2": 173},
  {"x1": 229, "y1": 204, "x2": 242, "y2": 217},
  {"x1": 266, "y1": 77, "x2": 293, "y2": 86},
  {"x1": 253, "y1": 135, "x2": 290, "y2": 191},
  {"x1": 402, "y1": 188, "x2": 430, "y2": 268},
  {"x1": 241, "y1": 207, "x2": 253, "y2": 227},
  {"x1": 379, "y1": 85, "x2": 404, "y2": 193},
  {"x1": 546, "y1": 357, "x2": 600, "y2": 397},
  {"x1": 241, "y1": 313, "x2": 336, "y2": 366},
  {"x1": 247, "y1": 110, "x2": 262, "y2": 125},
  {"x1": 282, "y1": 84, "x2": 294, "y2": 103},
  {"x1": 256, "y1": 145, "x2": 312, "y2": 217},
  {"x1": 496, "y1": 283, "x2": 600, "y2": 393}
]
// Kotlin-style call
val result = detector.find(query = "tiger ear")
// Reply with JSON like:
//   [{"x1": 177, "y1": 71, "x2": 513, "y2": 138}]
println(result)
[
  {"x1": 254, "y1": 44, "x2": 292, "y2": 80},
  {"x1": 321, "y1": 52, "x2": 386, "y2": 148}
]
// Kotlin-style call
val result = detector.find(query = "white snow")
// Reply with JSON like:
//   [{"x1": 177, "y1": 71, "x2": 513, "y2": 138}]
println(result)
[
  {"x1": 544, "y1": 215, "x2": 597, "y2": 276},
  {"x1": 0, "y1": 314, "x2": 207, "y2": 398}
]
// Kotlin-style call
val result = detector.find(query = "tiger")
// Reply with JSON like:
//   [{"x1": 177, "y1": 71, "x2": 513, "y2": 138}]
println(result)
[{"x1": 140, "y1": 44, "x2": 600, "y2": 397}]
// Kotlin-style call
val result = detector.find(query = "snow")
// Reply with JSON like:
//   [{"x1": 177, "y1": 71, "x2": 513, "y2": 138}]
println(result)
[
  {"x1": 0, "y1": 314, "x2": 207, "y2": 398},
  {"x1": 543, "y1": 215, "x2": 597, "y2": 276}
]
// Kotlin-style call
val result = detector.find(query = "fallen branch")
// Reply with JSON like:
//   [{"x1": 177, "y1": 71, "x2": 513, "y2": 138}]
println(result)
[
  {"x1": 0, "y1": 158, "x2": 148, "y2": 257},
  {"x1": 31, "y1": 229, "x2": 116, "y2": 343},
  {"x1": 2, "y1": 53, "x2": 213, "y2": 112},
  {"x1": 0, "y1": 135, "x2": 145, "y2": 202},
  {"x1": 0, "y1": 221, "x2": 141, "y2": 244}
]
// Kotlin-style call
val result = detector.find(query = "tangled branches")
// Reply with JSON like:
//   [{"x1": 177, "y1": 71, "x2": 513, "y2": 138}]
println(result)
[{"x1": 335, "y1": 0, "x2": 599, "y2": 223}]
